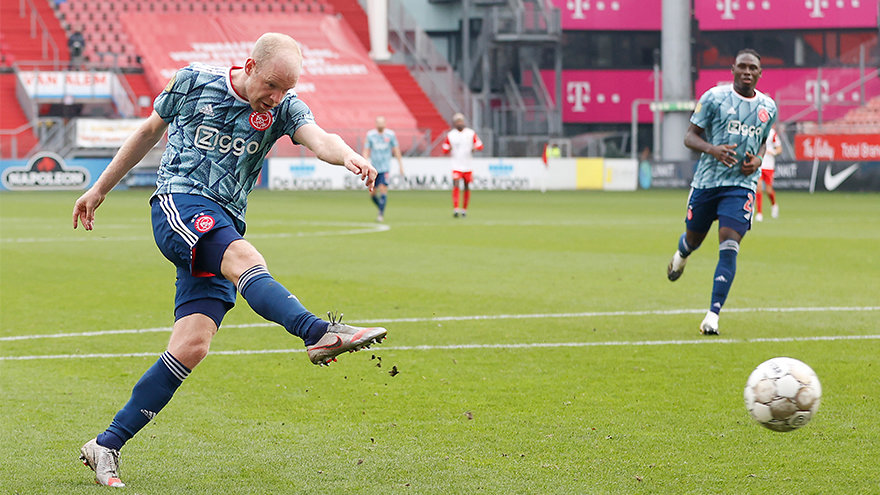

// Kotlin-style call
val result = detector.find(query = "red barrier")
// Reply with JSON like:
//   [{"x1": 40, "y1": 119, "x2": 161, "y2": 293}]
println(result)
[
  {"x1": 119, "y1": 12, "x2": 418, "y2": 152},
  {"x1": 795, "y1": 134, "x2": 880, "y2": 161}
]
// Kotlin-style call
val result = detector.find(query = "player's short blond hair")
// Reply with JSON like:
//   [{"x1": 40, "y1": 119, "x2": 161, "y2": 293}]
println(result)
[
  {"x1": 452, "y1": 112, "x2": 465, "y2": 123},
  {"x1": 251, "y1": 33, "x2": 302, "y2": 70}
]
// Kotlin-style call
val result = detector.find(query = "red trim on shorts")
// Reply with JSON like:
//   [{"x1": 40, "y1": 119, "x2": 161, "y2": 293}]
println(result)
[
  {"x1": 452, "y1": 170, "x2": 473, "y2": 183},
  {"x1": 191, "y1": 247, "x2": 216, "y2": 278}
]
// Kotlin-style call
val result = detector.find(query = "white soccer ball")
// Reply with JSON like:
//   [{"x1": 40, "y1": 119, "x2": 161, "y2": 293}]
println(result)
[{"x1": 743, "y1": 357, "x2": 821, "y2": 432}]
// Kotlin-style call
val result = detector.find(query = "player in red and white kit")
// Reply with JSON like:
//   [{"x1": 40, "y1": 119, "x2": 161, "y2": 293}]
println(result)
[
  {"x1": 441, "y1": 113, "x2": 483, "y2": 217},
  {"x1": 755, "y1": 125, "x2": 781, "y2": 221}
]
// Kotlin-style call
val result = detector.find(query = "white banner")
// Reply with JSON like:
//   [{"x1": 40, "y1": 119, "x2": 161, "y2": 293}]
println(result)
[
  {"x1": 17, "y1": 71, "x2": 120, "y2": 100},
  {"x1": 268, "y1": 157, "x2": 560, "y2": 191},
  {"x1": 75, "y1": 119, "x2": 148, "y2": 148},
  {"x1": 602, "y1": 159, "x2": 638, "y2": 191}
]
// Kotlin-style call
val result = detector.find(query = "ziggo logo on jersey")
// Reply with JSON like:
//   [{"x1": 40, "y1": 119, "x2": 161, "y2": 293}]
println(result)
[
  {"x1": 726, "y1": 120, "x2": 764, "y2": 138},
  {"x1": 194, "y1": 125, "x2": 261, "y2": 156}
]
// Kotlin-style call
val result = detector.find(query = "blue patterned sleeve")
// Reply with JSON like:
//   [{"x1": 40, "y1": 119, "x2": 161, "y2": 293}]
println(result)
[
  {"x1": 153, "y1": 68, "x2": 190, "y2": 123},
  {"x1": 690, "y1": 90, "x2": 715, "y2": 130},
  {"x1": 281, "y1": 96, "x2": 317, "y2": 145}
]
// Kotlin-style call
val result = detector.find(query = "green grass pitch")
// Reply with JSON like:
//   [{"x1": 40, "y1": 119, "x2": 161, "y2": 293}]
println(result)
[{"x1": 1, "y1": 188, "x2": 878, "y2": 494}]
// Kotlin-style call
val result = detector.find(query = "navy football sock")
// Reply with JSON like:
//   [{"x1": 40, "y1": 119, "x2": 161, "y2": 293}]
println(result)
[
  {"x1": 237, "y1": 265, "x2": 328, "y2": 345},
  {"x1": 97, "y1": 351, "x2": 190, "y2": 451},
  {"x1": 371, "y1": 195, "x2": 380, "y2": 209},
  {"x1": 378, "y1": 194, "x2": 387, "y2": 214},
  {"x1": 678, "y1": 233, "x2": 695, "y2": 257},
  {"x1": 710, "y1": 239, "x2": 739, "y2": 314}
]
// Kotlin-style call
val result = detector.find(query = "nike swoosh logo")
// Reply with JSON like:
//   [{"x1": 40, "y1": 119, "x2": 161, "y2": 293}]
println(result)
[
  {"x1": 314, "y1": 336, "x2": 343, "y2": 350},
  {"x1": 823, "y1": 163, "x2": 859, "y2": 191}
]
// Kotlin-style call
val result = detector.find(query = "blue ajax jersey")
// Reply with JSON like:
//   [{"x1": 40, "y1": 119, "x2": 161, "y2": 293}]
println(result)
[
  {"x1": 690, "y1": 84, "x2": 777, "y2": 191},
  {"x1": 364, "y1": 128, "x2": 398, "y2": 174},
  {"x1": 152, "y1": 63, "x2": 315, "y2": 230}
]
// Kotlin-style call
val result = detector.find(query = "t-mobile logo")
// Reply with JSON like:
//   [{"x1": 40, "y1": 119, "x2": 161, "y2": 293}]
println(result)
[
  {"x1": 566, "y1": 81, "x2": 591, "y2": 112},
  {"x1": 565, "y1": 0, "x2": 621, "y2": 19},
  {"x1": 716, "y1": 0, "x2": 773, "y2": 19},
  {"x1": 805, "y1": 79, "x2": 830, "y2": 102},
  {"x1": 805, "y1": 0, "x2": 861, "y2": 18}
]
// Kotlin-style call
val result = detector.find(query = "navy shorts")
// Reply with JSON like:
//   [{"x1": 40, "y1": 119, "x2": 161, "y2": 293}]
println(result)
[
  {"x1": 685, "y1": 186, "x2": 755, "y2": 236},
  {"x1": 151, "y1": 193, "x2": 243, "y2": 312},
  {"x1": 375, "y1": 172, "x2": 389, "y2": 187}
]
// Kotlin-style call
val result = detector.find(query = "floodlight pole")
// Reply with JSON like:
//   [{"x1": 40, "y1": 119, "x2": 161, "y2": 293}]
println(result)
[{"x1": 660, "y1": 0, "x2": 692, "y2": 161}]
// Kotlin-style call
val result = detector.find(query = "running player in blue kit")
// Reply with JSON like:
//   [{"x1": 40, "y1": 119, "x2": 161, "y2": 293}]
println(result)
[
  {"x1": 363, "y1": 115, "x2": 404, "y2": 222},
  {"x1": 72, "y1": 33, "x2": 387, "y2": 487},
  {"x1": 666, "y1": 49, "x2": 777, "y2": 335}
]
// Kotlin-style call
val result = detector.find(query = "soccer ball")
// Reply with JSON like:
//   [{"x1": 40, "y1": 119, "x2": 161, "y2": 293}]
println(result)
[{"x1": 743, "y1": 357, "x2": 821, "y2": 432}]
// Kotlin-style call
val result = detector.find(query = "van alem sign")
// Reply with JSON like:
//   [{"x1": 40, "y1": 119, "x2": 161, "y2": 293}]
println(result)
[{"x1": 1, "y1": 152, "x2": 90, "y2": 190}]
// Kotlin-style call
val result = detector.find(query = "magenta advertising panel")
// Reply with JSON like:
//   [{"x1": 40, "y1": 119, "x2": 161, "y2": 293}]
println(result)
[
  {"x1": 695, "y1": 68, "x2": 880, "y2": 121},
  {"x1": 696, "y1": 0, "x2": 879, "y2": 30},
  {"x1": 546, "y1": 68, "x2": 880, "y2": 124},
  {"x1": 552, "y1": 0, "x2": 662, "y2": 30},
  {"x1": 542, "y1": 70, "x2": 658, "y2": 123}
]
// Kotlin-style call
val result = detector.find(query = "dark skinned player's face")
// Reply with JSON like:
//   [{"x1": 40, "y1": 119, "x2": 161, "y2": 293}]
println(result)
[{"x1": 732, "y1": 53, "x2": 761, "y2": 97}]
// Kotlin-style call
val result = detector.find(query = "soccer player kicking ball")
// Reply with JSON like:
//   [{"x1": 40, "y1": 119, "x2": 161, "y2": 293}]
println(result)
[
  {"x1": 666, "y1": 48, "x2": 777, "y2": 335},
  {"x1": 72, "y1": 33, "x2": 387, "y2": 488},
  {"x1": 442, "y1": 113, "x2": 483, "y2": 217},
  {"x1": 363, "y1": 115, "x2": 404, "y2": 222}
]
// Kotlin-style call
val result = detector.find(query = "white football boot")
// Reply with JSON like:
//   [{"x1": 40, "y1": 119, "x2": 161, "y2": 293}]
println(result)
[
  {"x1": 667, "y1": 251, "x2": 688, "y2": 281},
  {"x1": 699, "y1": 311, "x2": 720, "y2": 335},
  {"x1": 307, "y1": 313, "x2": 387, "y2": 366},
  {"x1": 80, "y1": 438, "x2": 125, "y2": 487}
]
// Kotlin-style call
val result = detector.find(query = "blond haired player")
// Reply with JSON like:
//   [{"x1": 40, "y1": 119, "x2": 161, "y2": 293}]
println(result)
[{"x1": 73, "y1": 33, "x2": 387, "y2": 488}]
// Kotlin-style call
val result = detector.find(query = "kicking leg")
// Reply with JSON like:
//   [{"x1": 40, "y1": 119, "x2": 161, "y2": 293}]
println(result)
[
  {"x1": 222, "y1": 239, "x2": 386, "y2": 365},
  {"x1": 222, "y1": 239, "x2": 328, "y2": 345}
]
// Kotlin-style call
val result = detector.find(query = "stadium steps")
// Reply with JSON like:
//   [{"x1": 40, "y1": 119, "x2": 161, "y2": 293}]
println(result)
[
  {"x1": 122, "y1": 72, "x2": 155, "y2": 118},
  {"x1": 378, "y1": 64, "x2": 449, "y2": 155},
  {"x1": 0, "y1": 73, "x2": 39, "y2": 159},
  {"x1": 0, "y1": 0, "x2": 69, "y2": 68},
  {"x1": 323, "y1": 0, "x2": 370, "y2": 51}
]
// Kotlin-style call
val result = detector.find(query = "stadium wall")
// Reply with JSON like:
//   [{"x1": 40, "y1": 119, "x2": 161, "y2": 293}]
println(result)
[
  {"x1": 266, "y1": 157, "x2": 637, "y2": 192},
  {"x1": 639, "y1": 160, "x2": 880, "y2": 192},
  {"x1": 3, "y1": 157, "x2": 879, "y2": 192}
]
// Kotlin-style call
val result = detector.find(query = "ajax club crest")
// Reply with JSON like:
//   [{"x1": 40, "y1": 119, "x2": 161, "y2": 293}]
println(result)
[{"x1": 249, "y1": 111, "x2": 273, "y2": 131}]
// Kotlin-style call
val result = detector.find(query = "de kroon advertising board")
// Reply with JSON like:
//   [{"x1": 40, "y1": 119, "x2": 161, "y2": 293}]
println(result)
[{"x1": 639, "y1": 160, "x2": 880, "y2": 192}]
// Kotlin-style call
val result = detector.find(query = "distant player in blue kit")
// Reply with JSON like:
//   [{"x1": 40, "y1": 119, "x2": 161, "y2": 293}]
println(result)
[
  {"x1": 72, "y1": 33, "x2": 387, "y2": 487},
  {"x1": 363, "y1": 115, "x2": 404, "y2": 222},
  {"x1": 666, "y1": 49, "x2": 777, "y2": 335}
]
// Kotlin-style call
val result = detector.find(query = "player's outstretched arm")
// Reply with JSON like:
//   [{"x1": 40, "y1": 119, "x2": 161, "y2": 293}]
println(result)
[
  {"x1": 294, "y1": 123, "x2": 377, "y2": 191},
  {"x1": 73, "y1": 111, "x2": 169, "y2": 230},
  {"x1": 684, "y1": 123, "x2": 738, "y2": 167}
]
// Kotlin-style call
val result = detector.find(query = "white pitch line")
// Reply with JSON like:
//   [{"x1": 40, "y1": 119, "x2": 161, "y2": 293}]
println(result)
[
  {"x1": 2, "y1": 306, "x2": 877, "y2": 343},
  {"x1": 2, "y1": 334, "x2": 879, "y2": 361},
  {"x1": 0, "y1": 222, "x2": 389, "y2": 244}
]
